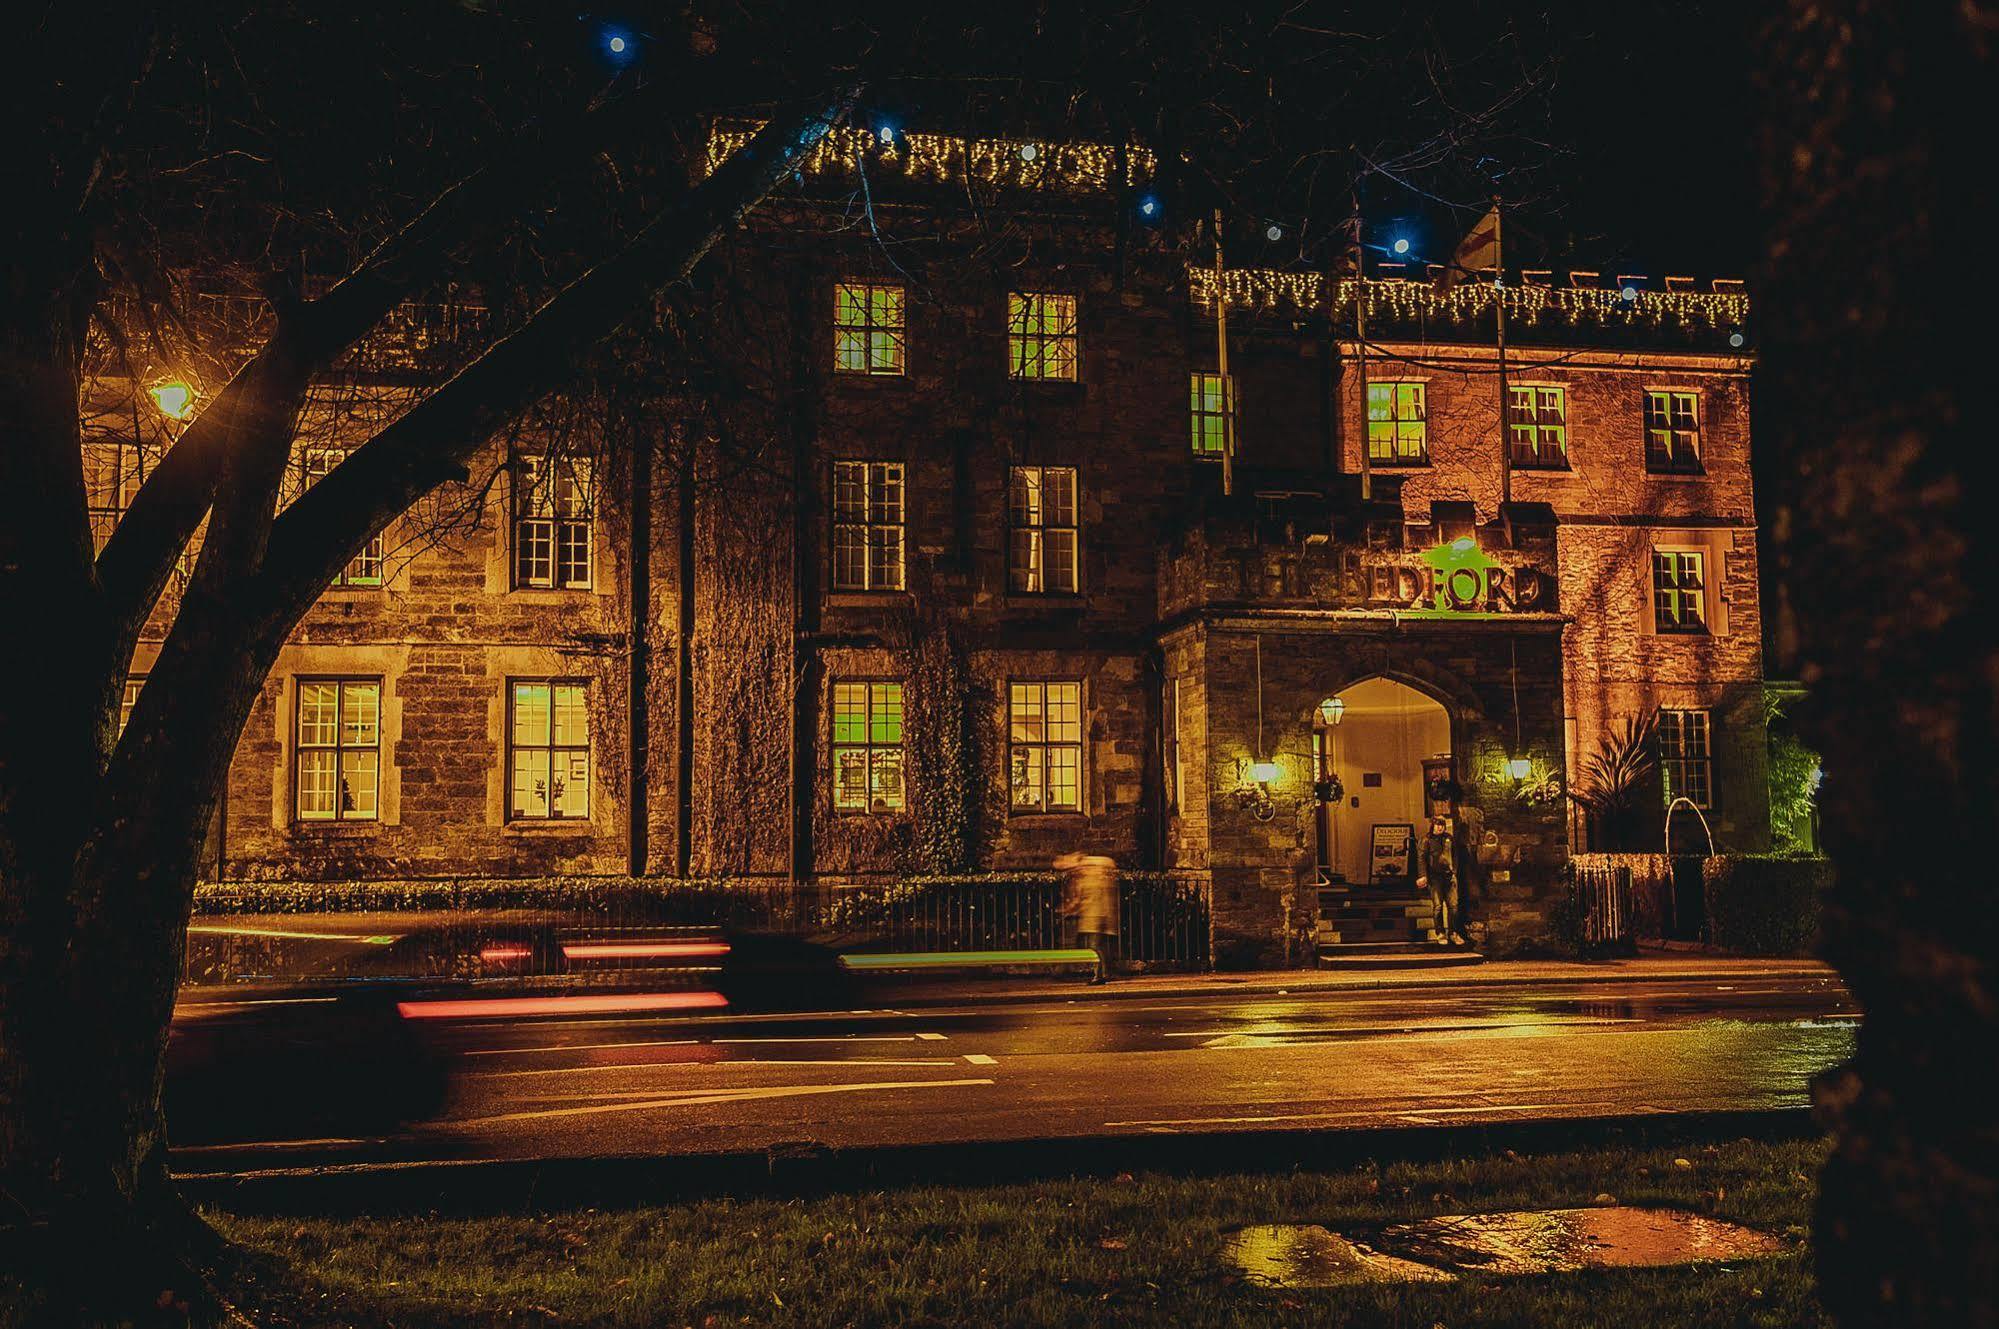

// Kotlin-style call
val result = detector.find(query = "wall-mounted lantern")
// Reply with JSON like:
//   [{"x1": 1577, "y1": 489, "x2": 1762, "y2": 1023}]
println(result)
[
  {"x1": 1317, "y1": 696, "x2": 1345, "y2": 726},
  {"x1": 1506, "y1": 756, "x2": 1534, "y2": 781}
]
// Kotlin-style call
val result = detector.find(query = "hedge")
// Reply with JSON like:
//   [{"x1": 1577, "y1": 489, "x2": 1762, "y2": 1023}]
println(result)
[{"x1": 1703, "y1": 855, "x2": 1831, "y2": 956}]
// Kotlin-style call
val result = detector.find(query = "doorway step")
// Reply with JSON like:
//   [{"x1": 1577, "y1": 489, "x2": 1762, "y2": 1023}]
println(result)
[{"x1": 1313, "y1": 882, "x2": 1484, "y2": 968}]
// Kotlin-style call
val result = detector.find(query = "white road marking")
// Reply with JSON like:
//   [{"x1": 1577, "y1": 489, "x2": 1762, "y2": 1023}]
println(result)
[
  {"x1": 172, "y1": 1136, "x2": 380, "y2": 1154},
  {"x1": 1104, "y1": 1101, "x2": 1627, "y2": 1129},
  {"x1": 915, "y1": 1032, "x2": 948, "y2": 1041},
  {"x1": 963, "y1": 1053, "x2": 998, "y2": 1065},
  {"x1": 176, "y1": 996, "x2": 340, "y2": 1010},
  {"x1": 446, "y1": 1077, "x2": 995, "y2": 1127},
  {"x1": 185, "y1": 925, "x2": 399, "y2": 943}
]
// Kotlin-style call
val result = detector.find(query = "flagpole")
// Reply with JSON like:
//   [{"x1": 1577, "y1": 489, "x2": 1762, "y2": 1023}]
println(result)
[
  {"x1": 1354, "y1": 234, "x2": 1372, "y2": 503},
  {"x1": 1213, "y1": 209, "x2": 1234, "y2": 498},
  {"x1": 1492, "y1": 195, "x2": 1513, "y2": 515}
]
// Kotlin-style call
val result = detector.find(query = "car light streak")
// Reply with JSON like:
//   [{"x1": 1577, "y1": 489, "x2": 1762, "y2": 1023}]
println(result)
[
  {"x1": 560, "y1": 941, "x2": 731, "y2": 960},
  {"x1": 396, "y1": 991, "x2": 728, "y2": 1020}
]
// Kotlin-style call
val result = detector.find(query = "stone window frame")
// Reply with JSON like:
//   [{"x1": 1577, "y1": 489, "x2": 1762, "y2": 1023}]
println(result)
[
  {"x1": 1190, "y1": 371, "x2": 1234, "y2": 458},
  {"x1": 1007, "y1": 291, "x2": 1079, "y2": 381},
  {"x1": 830, "y1": 459, "x2": 907, "y2": 592},
  {"x1": 506, "y1": 678, "x2": 592, "y2": 822},
  {"x1": 511, "y1": 454, "x2": 595, "y2": 591},
  {"x1": 293, "y1": 675, "x2": 383, "y2": 825},
  {"x1": 1365, "y1": 380, "x2": 1430, "y2": 466},
  {"x1": 832, "y1": 281, "x2": 907, "y2": 376},
  {"x1": 1008, "y1": 678, "x2": 1086, "y2": 814},
  {"x1": 294, "y1": 446, "x2": 387, "y2": 587},
  {"x1": 1658, "y1": 707, "x2": 1715, "y2": 810},
  {"x1": 82, "y1": 439, "x2": 145, "y2": 554},
  {"x1": 1651, "y1": 547, "x2": 1709, "y2": 634},
  {"x1": 830, "y1": 678, "x2": 907, "y2": 815},
  {"x1": 119, "y1": 674, "x2": 145, "y2": 738},
  {"x1": 1164, "y1": 676, "x2": 1182, "y2": 815},
  {"x1": 1643, "y1": 387, "x2": 1704, "y2": 475},
  {"x1": 1507, "y1": 381, "x2": 1571, "y2": 471},
  {"x1": 1007, "y1": 465, "x2": 1081, "y2": 595}
]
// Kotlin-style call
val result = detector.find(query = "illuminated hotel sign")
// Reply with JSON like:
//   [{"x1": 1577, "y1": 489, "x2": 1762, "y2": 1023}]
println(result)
[{"x1": 1342, "y1": 537, "x2": 1550, "y2": 615}]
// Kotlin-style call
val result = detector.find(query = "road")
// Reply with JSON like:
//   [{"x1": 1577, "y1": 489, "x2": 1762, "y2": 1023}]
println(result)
[{"x1": 170, "y1": 970, "x2": 1855, "y2": 1175}]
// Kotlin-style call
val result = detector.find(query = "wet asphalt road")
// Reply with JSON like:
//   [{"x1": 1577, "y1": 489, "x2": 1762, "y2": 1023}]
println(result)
[{"x1": 170, "y1": 972, "x2": 1856, "y2": 1174}]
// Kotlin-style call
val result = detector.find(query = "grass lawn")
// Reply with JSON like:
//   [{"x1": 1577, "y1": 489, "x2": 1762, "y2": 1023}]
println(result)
[{"x1": 214, "y1": 1137, "x2": 1828, "y2": 1327}]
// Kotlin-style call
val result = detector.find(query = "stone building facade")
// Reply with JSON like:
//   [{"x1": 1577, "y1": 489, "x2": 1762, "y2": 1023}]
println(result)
[{"x1": 99, "y1": 130, "x2": 1766, "y2": 965}]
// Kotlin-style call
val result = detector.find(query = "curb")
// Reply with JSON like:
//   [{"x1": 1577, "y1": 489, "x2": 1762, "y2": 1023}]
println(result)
[
  {"x1": 178, "y1": 1108, "x2": 1821, "y2": 1217},
  {"x1": 873, "y1": 962, "x2": 1841, "y2": 1010}
]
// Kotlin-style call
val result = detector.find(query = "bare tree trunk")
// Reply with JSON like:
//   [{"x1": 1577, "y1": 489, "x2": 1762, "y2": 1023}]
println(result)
[
  {"x1": 1759, "y1": 4, "x2": 1999, "y2": 1323},
  {"x1": 3, "y1": 93, "x2": 856, "y2": 1323}
]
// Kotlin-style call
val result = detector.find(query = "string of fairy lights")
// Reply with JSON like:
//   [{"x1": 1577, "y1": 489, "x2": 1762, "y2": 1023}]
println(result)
[
  {"x1": 704, "y1": 120, "x2": 1156, "y2": 193},
  {"x1": 1187, "y1": 268, "x2": 1751, "y2": 331}
]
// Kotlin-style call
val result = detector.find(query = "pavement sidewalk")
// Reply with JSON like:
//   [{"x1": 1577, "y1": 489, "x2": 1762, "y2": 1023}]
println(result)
[{"x1": 866, "y1": 953, "x2": 1841, "y2": 1008}]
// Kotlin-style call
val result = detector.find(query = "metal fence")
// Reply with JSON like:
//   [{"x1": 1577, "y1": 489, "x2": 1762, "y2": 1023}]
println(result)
[
  {"x1": 185, "y1": 873, "x2": 1212, "y2": 983},
  {"x1": 1570, "y1": 862, "x2": 1638, "y2": 951}
]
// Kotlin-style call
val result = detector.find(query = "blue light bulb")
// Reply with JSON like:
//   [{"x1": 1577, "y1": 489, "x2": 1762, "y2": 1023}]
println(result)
[{"x1": 1391, "y1": 237, "x2": 1411, "y2": 256}]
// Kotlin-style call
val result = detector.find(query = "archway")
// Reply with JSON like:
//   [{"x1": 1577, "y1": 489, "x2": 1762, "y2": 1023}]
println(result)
[{"x1": 1313, "y1": 677, "x2": 1453, "y2": 887}]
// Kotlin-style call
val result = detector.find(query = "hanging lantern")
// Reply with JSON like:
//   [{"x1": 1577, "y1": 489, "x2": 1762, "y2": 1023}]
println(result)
[{"x1": 1317, "y1": 696, "x2": 1345, "y2": 726}]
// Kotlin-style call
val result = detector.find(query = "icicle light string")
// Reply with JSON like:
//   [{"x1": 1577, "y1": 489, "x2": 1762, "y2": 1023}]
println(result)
[
  {"x1": 704, "y1": 120, "x2": 1155, "y2": 193},
  {"x1": 1188, "y1": 269, "x2": 1749, "y2": 332}
]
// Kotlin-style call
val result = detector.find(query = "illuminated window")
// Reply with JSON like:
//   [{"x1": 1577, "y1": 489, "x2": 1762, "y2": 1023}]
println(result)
[
  {"x1": 295, "y1": 678, "x2": 380, "y2": 823},
  {"x1": 1366, "y1": 382, "x2": 1428, "y2": 464},
  {"x1": 1652, "y1": 550, "x2": 1707, "y2": 633},
  {"x1": 1190, "y1": 373, "x2": 1234, "y2": 457},
  {"x1": 1007, "y1": 292, "x2": 1078, "y2": 380},
  {"x1": 1645, "y1": 390, "x2": 1702, "y2": 474},
  {"x1": 508, "y1": 681, "x2": 590, "y2": 820},
  {"x1": 82, "y1": 442, "x2": 143, "y2": 553},
  {"x1": 1009, "y1": 680, "x2": 1083, "y2": 812},
  {"x1": 831, "y1": 460, "x2": 905, "y2": 591},
  {"x1": 119, "y1": 675, "x2": 145, "y2": 737},
  {"x1": 513, "y1": 455, "x2": 594, "y2": 590},
  {"x1": 1008, "y1": 466, "x2": 1079, "y2": 594},
  {"x1": 833, "y1": 283, "x2": 906, "y2": 375},
  {"x1": 1659, "y1": 708, "x2": 1713, "y2": 809},
  {"x1": 1508, "y1": 385, "x2": 1569, "y2": 469},
  {"x1": 831, "y1": 680, "x2": 905, "y2": 813},
  {"x1": 297, "y1": 448, "x2": 385, "y2": 586}
]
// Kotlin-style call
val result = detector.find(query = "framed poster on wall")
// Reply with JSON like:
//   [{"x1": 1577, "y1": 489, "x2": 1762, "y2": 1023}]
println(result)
[{"x1": 1370, "y1": 822, "x2": 1414, "y2": 884}]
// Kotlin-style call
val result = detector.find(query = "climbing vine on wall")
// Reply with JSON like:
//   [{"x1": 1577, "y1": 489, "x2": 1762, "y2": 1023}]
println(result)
[{"x1": 896, "y1": 613, "x2": 1003, "y2": 872}]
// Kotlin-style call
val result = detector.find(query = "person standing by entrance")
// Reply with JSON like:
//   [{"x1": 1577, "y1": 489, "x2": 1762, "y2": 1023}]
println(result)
[
  {"x1": 1451, "y1": 788, "x2": 1484, "y2": 945},
  {"x1": 1056, "y1": 851, "x2": 1119, "y2": 983},
  {"x1": 1421, "y1": 815, "x2": 1463, "y2": 946}
]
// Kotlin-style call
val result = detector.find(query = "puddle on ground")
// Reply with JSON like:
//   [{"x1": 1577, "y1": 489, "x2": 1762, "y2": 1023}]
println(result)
[{"x1": 1224, "y1": 1208, "x2": 1786, "y2": 1288}]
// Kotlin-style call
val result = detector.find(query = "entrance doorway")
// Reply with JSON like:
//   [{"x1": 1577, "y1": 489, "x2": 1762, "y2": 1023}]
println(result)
[{"x1": 1313, "y1": 678, "x2": 1452, "y2": 886}]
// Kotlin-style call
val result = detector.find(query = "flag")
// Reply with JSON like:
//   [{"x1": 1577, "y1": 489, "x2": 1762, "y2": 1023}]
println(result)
[{"x1": 1438, "y1": 204, "x2": 1501, "y2": 288}]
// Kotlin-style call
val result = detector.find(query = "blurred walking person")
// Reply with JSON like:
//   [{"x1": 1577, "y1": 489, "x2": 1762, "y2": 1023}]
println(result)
[{"x1": 1056, "y1": 851, "x2": 1119, "y2": 983}]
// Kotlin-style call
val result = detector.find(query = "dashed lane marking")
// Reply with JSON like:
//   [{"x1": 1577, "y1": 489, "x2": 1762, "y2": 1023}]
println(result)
[
  {"x1": 479, "y1": 1057, "x2": 960, "y2": 1077},
  {"x1": 464, "y1": 1035, "x2": 926, "y2": 1057},
  {"x1": 963, "y1": 1053, "x2": 998, "y2": 1065}
]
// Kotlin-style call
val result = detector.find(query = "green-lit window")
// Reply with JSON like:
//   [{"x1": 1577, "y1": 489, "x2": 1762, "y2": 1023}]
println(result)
[
  {"x1": 1009, "y1": 466, "x2": 1079, "y2": 594},
  {"x1": 831, "y1": 460, "x2": 905, "y2": 591},
  {"x1": 1366, "y1": 382, "x2": 1428, "y2": 464},
  {"x1": 1007, "y1": 292, "x2": 1078, "y2": 380},
  {"x1": 1009, "y1": 680, "x2": 1083, "y2": 812},
  {"x1": 831, "y1": 680, "x2": 905, "y2": 813},
  {"x1": 1190, "y1": 372, "x2": 1234, "y2": 457},
  {"x1": 509, "y1": 680, "x2": 590, "y2": 820},
  {"x1": 1652, "y1": 550, "x2": 1707, "y2": 633},
  {"x1": 298, "y1": 447, "x2": 385, "y2": 585},
  {"x1": 514, "y1": 455, "x2": 594, "y2": 590},
  {"x1": 1659, "y1": 708, "x2": 1714, "y2": 809},
  {"x1": 833, "y1": 282, "x2": 905, "y2": 375},
  {"x1": 1508, "y1": 385, "x2": 1569, "y2": 469},
  {"x1": 1645, "y1": 390, "x2": 1703, "y2": 473},
  {"x1": 295, "y1": 678, "x2": 380, "y2": 823}
]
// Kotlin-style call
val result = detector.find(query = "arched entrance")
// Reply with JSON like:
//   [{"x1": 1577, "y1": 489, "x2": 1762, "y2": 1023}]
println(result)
[{"x1": 1313, "y1": 677, "x2": 1453, "y2": 886}]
